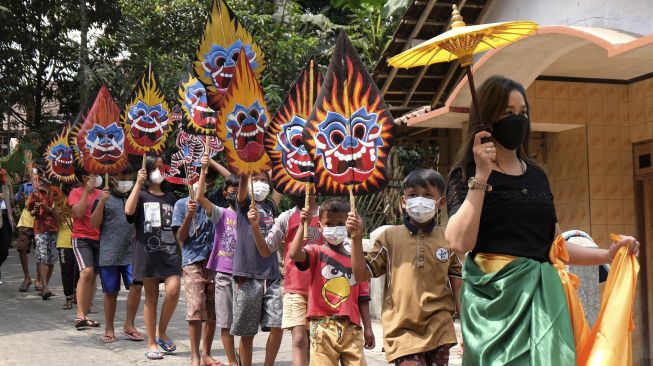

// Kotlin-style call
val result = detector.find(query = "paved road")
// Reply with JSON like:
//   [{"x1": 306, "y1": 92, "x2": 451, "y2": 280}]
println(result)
[{"x1": 0, "y1": 249, "x2": 462, "y2": 365}]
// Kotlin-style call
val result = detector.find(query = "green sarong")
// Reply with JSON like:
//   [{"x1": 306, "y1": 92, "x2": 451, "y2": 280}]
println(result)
[{"x1": 461, "y1": 255, "x2": 576, "y2": 365}]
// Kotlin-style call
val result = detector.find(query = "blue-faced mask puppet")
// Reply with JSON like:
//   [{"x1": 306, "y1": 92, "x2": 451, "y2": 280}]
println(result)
[
  {"x1": 122, "y1": 67, "x2": 172, "y2": 157},
  {"x1": 192, "y1": 0, "x2": 266, "y2": 109},
  {"x1": 266, "y1": 60, "x2": 322, "y2": 195},
  {"x1": 85, "y1": 122, "x2": 125, "y2": 165},
  {"x1": 202, "y1": 40, "x2": 257, "y2": 95},
  {"x1": 44, "y1": 124, "x2": 77, "y2": 183},
  {"x1": 178, "y1": 74, "x2": 217, "y2": 134},
  {"x1": 226, "y1": 100, "x2": 267, "y2": 162},
  {"x1": 216, "y1": 48, "x2": 271, "y2": 176},
  {"x1": 77, "y1": 86, "x2": 129, "y2": 175},
  {"x1": 303, "y1": 31, "x2": 396, "y2": 195},
  {"x1": 313, "y1": 108, "x2": 383, "y2": 185}
]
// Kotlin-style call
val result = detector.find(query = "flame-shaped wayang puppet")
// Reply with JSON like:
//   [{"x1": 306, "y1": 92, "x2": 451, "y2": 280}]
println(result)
[
  {"x1": 216, "y1": 48, "x2": 271, "y2": 175},
  {"x1": 44, "y1": 124, "x2": 77, "y2": 184},
  {"x1": 75, "y1": 86, "x2": 129, "y2": 175},
  {"x1": 122, "y1": 66, "x2": 172, "y2": 156},
  {"x1": 265, "y1": 59, "x2": 322, "y2": 196},
  {"x1": 178, "y1": 73, "x2": 218, "y2": 135},
  {"x1": 303, "y1": 31, "x2": 395, "y2": 195},
  {"x1": 192, "y1": 0, "x2": 265, "y2": 109}
]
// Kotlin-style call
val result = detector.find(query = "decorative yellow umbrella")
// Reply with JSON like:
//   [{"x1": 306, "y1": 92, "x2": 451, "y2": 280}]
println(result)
[{"x1": 388, "y1": 5, "x2": 538, "y2": 126}]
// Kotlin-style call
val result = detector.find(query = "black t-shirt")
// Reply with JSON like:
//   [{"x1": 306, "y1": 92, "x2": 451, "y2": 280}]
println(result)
[
  {"x1": 126, "y1": 190, "x2": 181, "y2": 279},
  {"x1": 446, "y1": 162, "x2": 557, "y2": 262}
]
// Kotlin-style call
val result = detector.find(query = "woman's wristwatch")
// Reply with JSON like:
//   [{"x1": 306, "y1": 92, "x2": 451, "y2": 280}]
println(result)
[{"x1": 468, "y1": 176, "x2": 492, "y2": 192}]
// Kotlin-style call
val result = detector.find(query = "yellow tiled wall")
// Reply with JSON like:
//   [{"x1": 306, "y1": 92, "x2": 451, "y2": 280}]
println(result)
[{"x1": 527, "y1": 78, "x2": 653, "y2": 365}]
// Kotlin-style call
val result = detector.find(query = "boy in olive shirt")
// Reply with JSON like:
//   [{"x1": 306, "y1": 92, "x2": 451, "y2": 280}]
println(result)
[{"x1": 351, "y1": 169, "x2": 462, "y2": 365}]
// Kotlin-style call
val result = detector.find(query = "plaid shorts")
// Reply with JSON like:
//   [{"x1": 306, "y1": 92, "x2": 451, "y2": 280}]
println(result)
[{"x1": 35, "y1": 232, "x2": 57, "y2": 265}]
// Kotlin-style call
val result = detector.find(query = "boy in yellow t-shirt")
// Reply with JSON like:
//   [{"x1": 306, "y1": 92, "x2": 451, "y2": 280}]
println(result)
[{"x1": 56, "y1": 206, "x2": 75, "y2": 309}]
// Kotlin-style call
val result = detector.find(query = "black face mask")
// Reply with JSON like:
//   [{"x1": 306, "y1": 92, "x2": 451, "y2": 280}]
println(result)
[
  {"x1": 490, "y1": 114, "x2": 529, "y2": 150},
  {"x1": 226, "y1": 192, "x2": 237, "y2": 207}
]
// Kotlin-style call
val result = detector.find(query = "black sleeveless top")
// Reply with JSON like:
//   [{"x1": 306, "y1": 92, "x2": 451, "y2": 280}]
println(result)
[{"x1": 446, "y1": 162, "x2": 557, "y2": 262}]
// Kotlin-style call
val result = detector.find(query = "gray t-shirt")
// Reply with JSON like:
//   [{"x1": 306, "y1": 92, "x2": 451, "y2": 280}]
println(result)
[
  {"x1": 94, "y1": 193, "x2": 135, "y2": 267},
  {"x1": 233, "y1": 197, "x2": 280, "y2": 280}
]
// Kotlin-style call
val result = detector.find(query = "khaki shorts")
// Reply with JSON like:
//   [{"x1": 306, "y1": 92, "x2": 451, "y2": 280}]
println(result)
[
  {"x1": 282, "y1": 292, "x2": 308, "y2": 329},
  {"x1": 214, "y1": 271, "x2": 233, "y2": 329},
  {"x1": 16, "y1": 227, "x2": 34, "y2": 253},
  {"x1": 183, "y1": 261, "x2": 216, "y2": 322}
]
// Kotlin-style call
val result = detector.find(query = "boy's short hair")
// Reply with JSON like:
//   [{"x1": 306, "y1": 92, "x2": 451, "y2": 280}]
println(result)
[
  {"x1": 402, "y1": 169, "x2": 445, "y2": 195},
  {"x1": 222, "y1": 174, "x2": 239, "y2": 191},
  {"x1": 318, "y1": 198, "x2": 350, "y2": 219}
]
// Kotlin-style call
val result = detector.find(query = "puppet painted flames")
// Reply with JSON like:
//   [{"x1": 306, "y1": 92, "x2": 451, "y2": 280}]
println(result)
[
  {"x1": 77, "y1": 86, "x2": 128, "y2": 174},
  {"x1": 122, "y1": 68, "x2": 171, "y2": 156},
  {"x1": 216, "y1": 48, "x2": 270, "y2": 175},
  {"x1": 44, "y1": 125, "x2": 76, "y2": 183},
  {"x1": 303, "y1": 32, "x2": 395, "y2": 196}
]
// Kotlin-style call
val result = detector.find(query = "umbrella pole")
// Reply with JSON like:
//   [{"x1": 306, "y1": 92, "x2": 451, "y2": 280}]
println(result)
[{"x1": 465, "y1": 65, "x2": 484, "y2": 127}]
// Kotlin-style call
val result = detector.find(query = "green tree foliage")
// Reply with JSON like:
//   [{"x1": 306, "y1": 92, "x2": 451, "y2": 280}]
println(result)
[{"x1": 0, "y1": 0, "x2": 120, "y2": 133}]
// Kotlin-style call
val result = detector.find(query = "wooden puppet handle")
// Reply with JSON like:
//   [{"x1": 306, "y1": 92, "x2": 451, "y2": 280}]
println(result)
[
  {"x1": 348, "y1": 185, "x2": 357, "y2": 239},
  {"x1": 249, "y1": 173, "x2": 255, "y2": 210},
  {"x1": 188, "y1": 183, "x2": 198, "y2": 234},
  {"x1": 303, "y1": 182, "x2": 311, "y2": 240},
  {"x1": 142, "y1": 155, "x2": 147, "y2": 170},
  {"x1": 104, "y1": 173, "x2": 109, "y2": 189}
]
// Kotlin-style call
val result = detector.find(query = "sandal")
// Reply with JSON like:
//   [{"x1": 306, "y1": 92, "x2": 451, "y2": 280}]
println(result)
[
  {"x1": 144, "y1": 350, "x2": 163, "y2": 360},
  {"x1": 101, "y1": 335, "x2": 118, "y2": 344},
  {"x1": 42, "y1": 291, "x2": 53, "y2": 300},
  {"x1": 120, "y1": 330, "x2": 145, "y2": 341},
  {"x1": 35, "y1": 283, "x2": 42, "y2": 292},
  {"x1": 87, "y1": 318, "x2": 100, "y2": 327},
  {"x1": 74, "y1": 318, "x2": 90, "y2": 329},
  {"x1": 155, "y1": 336, "x2": 177, "y2": 353},
  {"x1": 62, "y1": 299, "x2": 73, "y2": 310},
  {"x1": 18, "y1": 280, "x2": 32, "y2": 292}
]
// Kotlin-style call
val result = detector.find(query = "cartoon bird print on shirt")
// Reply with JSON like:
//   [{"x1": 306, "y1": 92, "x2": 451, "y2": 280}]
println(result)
[{"x1": 319, "y1": 254, "x2": 357, "y2": 308}]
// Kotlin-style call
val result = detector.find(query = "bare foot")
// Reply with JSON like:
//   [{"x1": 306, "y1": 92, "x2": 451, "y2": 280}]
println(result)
[{"x1": 201, "y1": 354, "x2": 225, "y2": 366}]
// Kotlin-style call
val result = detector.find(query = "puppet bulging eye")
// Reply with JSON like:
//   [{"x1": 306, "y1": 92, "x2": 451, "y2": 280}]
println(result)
[
  {"x1": 250, "y1": 109, "x2": 259, "y2": 121},
  {"x1": 215, "y1": 56, "x2": 226, "y2": 67},
  {"x1": 330, "y1": 130, "x2": 344, "y2": 145},
  {"x1": 237, "y1": 112, "x2": 247, "y2": 124},
  {"x1": 291, "y1": 135, "x2": 303, "y2": 148},
  {"x1": 353, "y1": 124, "x2": 366, "y2": 139}
]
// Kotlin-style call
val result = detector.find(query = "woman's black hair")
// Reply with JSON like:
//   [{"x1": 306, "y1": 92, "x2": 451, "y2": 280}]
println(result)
[
  {"x1": 451, "y1": 75, "x2": 538, "y2": 179},
  {"x1": 402, "y1": 169, "x2": 446, "y2": 195}
]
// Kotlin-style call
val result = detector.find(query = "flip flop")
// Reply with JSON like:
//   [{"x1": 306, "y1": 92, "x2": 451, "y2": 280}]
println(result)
[
  {"x1": 35, "y1": 284, "x2": 42, "y2": 292},
  {"x1": 101, "y1": 335, "x2": 118, "y2": 344},
  {"x1": 18, "y1": 280, "x2": 32, "y2": 292},
  {"x1": 62, "y1": 300, "x2": 73, "y2": 310},
  {"x1": 155, "y1": 336, "x2": 176, "y2": 353},
  {"x1": 144, "y1": 350, "x2": 163, "y2": 360},
  {"x1": 120, "y1": 330, "x2": 145, "y2": 341}
]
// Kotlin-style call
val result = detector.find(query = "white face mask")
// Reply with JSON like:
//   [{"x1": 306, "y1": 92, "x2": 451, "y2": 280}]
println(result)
[
  {"x1": 252, "y1": 181, "x2": 270, "y2": 202},
  {"x1": 114, "y1": 180, "x2": 134, "y2": 193},
  {"x1": 405, "y1": 197, "x2": 440, "y2": 223},
  {"x1": 93, "y1": 175, "x2": 103, "y2": 188},
  {"x1": 322, "y1": 226, "x2": 348, "y2": 246},
  {"x1": 149, "y1": 169, "x2": 164, "y2": 184}
]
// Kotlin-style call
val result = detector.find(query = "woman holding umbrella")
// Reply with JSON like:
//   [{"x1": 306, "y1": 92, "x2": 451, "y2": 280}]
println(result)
[{"x1": 444, "y1": 75, "x2": 640, "y2": 365}]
